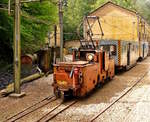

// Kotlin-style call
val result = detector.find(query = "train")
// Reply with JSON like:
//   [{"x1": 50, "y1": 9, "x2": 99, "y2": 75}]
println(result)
[
  {"x1": 52, "y1": 2, "x2": 150, "y2": 100},
  {"x1": 53, "y1": 44, "x2": 115, "y2": 99}
]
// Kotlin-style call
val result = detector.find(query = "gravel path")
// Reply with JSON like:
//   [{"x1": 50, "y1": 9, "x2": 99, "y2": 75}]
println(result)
[{"x1": 0, "y1": 74, "x2": 54, "y2": 122}]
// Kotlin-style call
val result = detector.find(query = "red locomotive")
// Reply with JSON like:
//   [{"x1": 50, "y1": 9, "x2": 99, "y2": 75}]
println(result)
[{"x1": 52, "y1": 47, "x2": 115, "y2": 99}]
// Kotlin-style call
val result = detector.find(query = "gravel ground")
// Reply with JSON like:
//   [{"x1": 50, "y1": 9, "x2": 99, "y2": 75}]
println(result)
[
  {"x1": 52, "y1": 57, "x2": 150, "y2": 122},
  {"x1": 0, "y1": 74, "x2": 54, "y2": 122},
  {"x1": 96, "y1": 71, "x2": 150, "y2": 122},
  {"x1": 0, "y1": 57, "x2": 150, "y2": 122}
]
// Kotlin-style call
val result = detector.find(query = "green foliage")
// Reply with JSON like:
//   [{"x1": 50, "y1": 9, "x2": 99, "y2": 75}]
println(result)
[
  {"x1": 21, "y1": 2, "x2": 57, "y2": 53},
  {"x1": 112, "y1": 0, "x2": 135, "y2": 9},
  {"x1": 64, "y1": 0, "x2": 97, "y2": 40},
  {"x1": 0, "y1": 1, "x2": 57, "y2": 65},
  {"x1": 136, "y1": 0, "x2": 150, "y2": 23},
  {"x1": 0, "y1": 8, "x2": 13, "y2": 63}
]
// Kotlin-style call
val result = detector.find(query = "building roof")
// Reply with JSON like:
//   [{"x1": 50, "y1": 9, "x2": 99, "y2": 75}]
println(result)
[
  {"x1": 88, "y1": 1, "x2": 150, "y2": 26},
  {"x1": 88, "y1": 1, "x2": 137, "y2": 16}
]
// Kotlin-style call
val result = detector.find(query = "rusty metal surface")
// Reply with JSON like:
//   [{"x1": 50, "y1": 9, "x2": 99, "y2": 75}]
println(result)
[
  {"x1": 57, "y1": 61, "x2": 89, "y2": 65},
  {"x1": 53, "y1": 51, "x2": 115, "y2": 97}
]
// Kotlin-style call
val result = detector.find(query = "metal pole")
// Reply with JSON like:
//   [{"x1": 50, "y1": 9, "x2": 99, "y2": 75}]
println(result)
[
  {"x1": 48, "y1": 31, "x2": 51, "y2": 47},
  {"x1": 14, "y1": 0, "x2": 21, "y2": 94},
  {"x1": 8, "y1": 0, "x2": 11, "y2": 15},
  {"x1": 53, "y1": 25, "x2": 57, "y2": 64},
  {"x1": 54, "y1": 25, "x2": 57, "y2": 46},
  {"x1": 59, "y1": 0, "x2": 63, "y2": 61}
]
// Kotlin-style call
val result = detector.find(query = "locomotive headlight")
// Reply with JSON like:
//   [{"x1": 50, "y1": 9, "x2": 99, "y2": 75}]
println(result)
[{"x1": 86, "y1": 53, "x2": 94, "y2": 61}]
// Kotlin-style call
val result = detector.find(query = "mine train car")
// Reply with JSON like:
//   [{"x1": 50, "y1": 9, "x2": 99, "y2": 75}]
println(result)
[
  {"x1": 83, "y1": 2, "x2": 150, "y2": 69},
  {"x1": 139, "y1": 41, "x2": 149, "y2": 60},
  {"x1": 53, "y1": 48, "x2": 115, "y2": 99}
]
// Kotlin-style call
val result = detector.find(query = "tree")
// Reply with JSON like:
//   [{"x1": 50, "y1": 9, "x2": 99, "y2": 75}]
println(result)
[
  {"x1": 63, "y1": 0, "x2": 97, "y2": 41},
  {"x1": 0, "y1": 1, "x2": 57, "y2": 66},
  {"x1": 21, "y1": 1, "x2": 58, "y2": 53},
  {"x1": 135, "y1": 0, "x2": 150, "y2": 23}
]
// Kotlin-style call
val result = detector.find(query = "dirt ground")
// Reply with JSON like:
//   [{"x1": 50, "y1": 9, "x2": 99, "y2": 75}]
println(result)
[
  {"x1": 0, "y1": 57, "x2": 150, "y2": 122},
  {"x1": 0, "y1": 74, "x2": 54, "y2": 122}
]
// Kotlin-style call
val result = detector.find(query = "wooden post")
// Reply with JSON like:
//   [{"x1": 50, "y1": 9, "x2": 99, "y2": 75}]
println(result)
[
  {"x1": 14, "y1": 0, "x2": 21, "y2": 94},
  {"x1": 59, "y1": 0, "x2": 63, "y2": 61}
]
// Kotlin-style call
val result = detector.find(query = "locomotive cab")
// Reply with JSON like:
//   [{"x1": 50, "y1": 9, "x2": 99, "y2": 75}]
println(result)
[{"x1": 73, "y1": 48, "x2": 96, "y2": 62}]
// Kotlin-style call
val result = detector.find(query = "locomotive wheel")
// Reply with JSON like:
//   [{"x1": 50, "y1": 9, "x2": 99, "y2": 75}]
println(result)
[
  {"x1": 96, "y1": 75, "x2": 101, "y2": 88},
  {"x1": 96, "y1": 82, "x2": 102, "y2": 88},
  {"x1": 97, "y1": 82, "x2": 101, "y2": 88},
  {"x1": 54, "y1": 89, "x2": 72, "y2": 101},
  {"x1": 60, "y1": 91, "x2": 65, "y2": 101},
  {"x1": 60, "y1": 91, "x2": 72, "y2": 101},
  {"x1": 54, "y1": 88, "x2": 60, "y2": 98}
]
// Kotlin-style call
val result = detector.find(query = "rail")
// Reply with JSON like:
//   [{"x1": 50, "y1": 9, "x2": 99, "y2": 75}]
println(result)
[
  {"x1": 90, "y1": 69, "x2": 149, "y2": 122},
  {"x1": 5, "y1": 96, "x2": 56, "y2": 122}
]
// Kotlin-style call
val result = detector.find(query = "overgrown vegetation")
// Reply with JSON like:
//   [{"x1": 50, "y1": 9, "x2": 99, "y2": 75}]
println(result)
[
  {"x1": 0, "y1": 0, "x2": 150, "y2": 68},
  {"x1": 21, "y1": 2, "x2": 57, "y2": 53},
  {"x1": 0, "y1": 0, "x2": 57, "y2": 68}
]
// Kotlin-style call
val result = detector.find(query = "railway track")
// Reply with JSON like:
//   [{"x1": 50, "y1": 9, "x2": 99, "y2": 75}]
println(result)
[
  {"x1": 5, "y1": 95, "x2": 56, "y2": 122},
  {"x1": 4, "y1": 65, "x2": 149, "y2": 122},
  {"x1": 90, "y1": 70, "x2": 149, "y2": 122},
  {"x1": 36, "y1": 100, "x2": 77, "y2": 122},
  {"x1": 5, "y1": 71, "x2": 148, "y2": 122},
  {"x1": 5, "y1": 95, "x2": 77, "y2": 122}
]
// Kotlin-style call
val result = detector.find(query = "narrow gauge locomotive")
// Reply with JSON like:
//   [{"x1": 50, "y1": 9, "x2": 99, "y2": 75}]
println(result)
[{"x1": 53, "y1": 46, "x2": 115, "y2": 99}]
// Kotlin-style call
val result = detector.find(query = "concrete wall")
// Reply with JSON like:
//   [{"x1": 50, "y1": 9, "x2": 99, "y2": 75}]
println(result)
[
  {"x1": 84, "y1": 3, "x2": 139, "y2": 42},
  {"x1": 64, "y1": 40, "x2": 80, "y2": 48}
]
